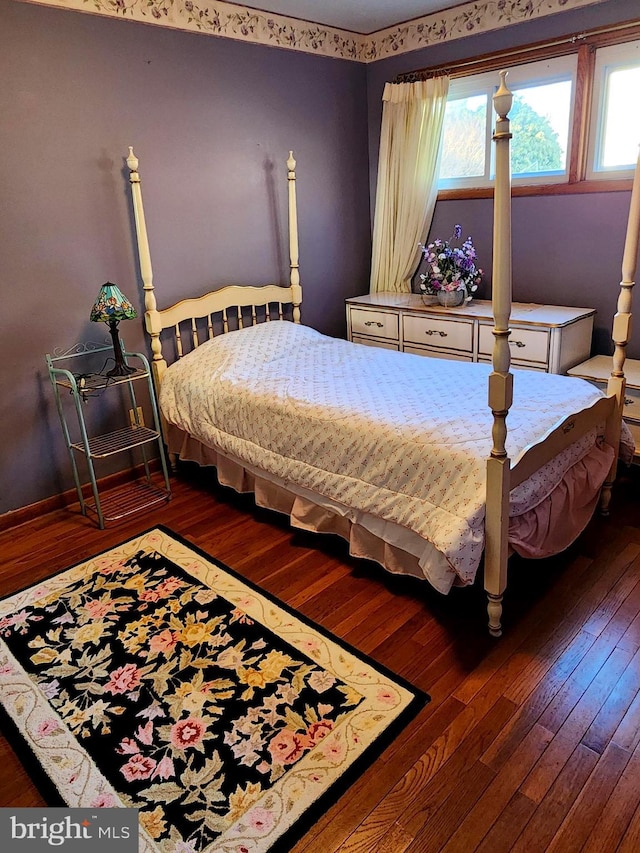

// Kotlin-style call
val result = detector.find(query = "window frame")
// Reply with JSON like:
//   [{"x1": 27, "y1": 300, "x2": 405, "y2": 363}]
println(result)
[
  {"x1": 586, "y1": 39, "x2": 640, "y2": 180},
  {"x1": 402, "y1": 21, "x2": 640, "y2": 200},
  {"x1": 439, "y1": 56, "x2": 578, "y2": 191}
]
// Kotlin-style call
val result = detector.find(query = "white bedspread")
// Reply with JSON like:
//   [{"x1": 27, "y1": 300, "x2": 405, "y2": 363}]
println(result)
[{"x1": 159, "y1": 321, "x2": 611, "y2": 590}]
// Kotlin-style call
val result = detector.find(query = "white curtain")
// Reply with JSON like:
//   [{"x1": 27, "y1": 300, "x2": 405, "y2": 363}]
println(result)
[{"x1": 370, "y1": 76, "x2": 450, "y2": 294}]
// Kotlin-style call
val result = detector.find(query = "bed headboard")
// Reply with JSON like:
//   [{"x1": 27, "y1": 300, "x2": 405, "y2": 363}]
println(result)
[{"x1": 126, "y1": 149, "x2": 303, "y2": 386}]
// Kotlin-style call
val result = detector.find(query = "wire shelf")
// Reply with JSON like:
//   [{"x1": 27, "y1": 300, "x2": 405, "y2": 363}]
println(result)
[
  {"x1": 71, "y1": 425, "x2": 160, "y2": 458},
  {"x1": 55, "y1": 367, "x2": 148, "y2": 393},
  {"x1": 84, "y1": 479, "x2": 171, "y2": 523}
]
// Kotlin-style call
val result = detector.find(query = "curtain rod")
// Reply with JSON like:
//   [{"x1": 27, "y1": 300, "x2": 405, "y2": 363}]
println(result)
[{"x1": 394, "y1": 18, "x2": 639, "y2": 83}]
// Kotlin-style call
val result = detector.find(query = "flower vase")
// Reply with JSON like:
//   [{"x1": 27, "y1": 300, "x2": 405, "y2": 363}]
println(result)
[{"x1": 437, "y1": 290, "x2": 465, "y2": 308}]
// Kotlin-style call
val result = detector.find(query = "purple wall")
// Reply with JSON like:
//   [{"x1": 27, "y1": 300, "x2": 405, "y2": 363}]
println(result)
[
  {"x1": 0, "y1": 0, "x2": 370, "y2": 514},
  {"x1": 366, "y1": 0, "x2": 640, "y2": 359}
]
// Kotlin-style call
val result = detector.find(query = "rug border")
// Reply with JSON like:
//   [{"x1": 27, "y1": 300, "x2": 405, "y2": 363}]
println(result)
[
  {"x1": 0, "y1": 699, "x2": 66, "y2": 806},
  {"x1": 0, "y1": 524, "x2": 430, "y2": 851}
]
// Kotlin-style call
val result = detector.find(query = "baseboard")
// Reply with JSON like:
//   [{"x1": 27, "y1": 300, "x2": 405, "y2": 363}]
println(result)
[{"x1": 0, "y1": 461, "x2": 165, "y2": 532}]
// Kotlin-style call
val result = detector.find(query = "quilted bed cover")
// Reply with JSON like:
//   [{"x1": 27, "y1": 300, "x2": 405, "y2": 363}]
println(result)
[{"x1": 159, "y1": 321, "x2": 618, "y2": 591}]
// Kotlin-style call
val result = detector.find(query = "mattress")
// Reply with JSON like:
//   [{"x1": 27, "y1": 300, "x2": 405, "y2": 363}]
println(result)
[{"x1": 158, "y1": 321, "x2": 622, "y2": 591}]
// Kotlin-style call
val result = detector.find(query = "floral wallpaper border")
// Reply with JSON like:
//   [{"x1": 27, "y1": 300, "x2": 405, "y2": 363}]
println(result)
[{"x1": 21, "y1": 0, "x2": 608, "y2": 62}]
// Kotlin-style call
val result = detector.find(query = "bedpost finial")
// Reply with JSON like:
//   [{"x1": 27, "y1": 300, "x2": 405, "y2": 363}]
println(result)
[
  {"x1": 126, "y1": 146, "x2": 139, "y2": 173},
  {"x1": 287, "y1": 150, "x2": 296, "y2": 172},
  {"x1": 493, "y1": 69, "x2": 513, "y2": 119}
]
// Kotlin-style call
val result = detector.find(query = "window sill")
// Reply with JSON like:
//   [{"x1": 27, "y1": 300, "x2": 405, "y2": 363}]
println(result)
[{"x1": 438, "y1": 178, "x2": 634, "y2": 201}]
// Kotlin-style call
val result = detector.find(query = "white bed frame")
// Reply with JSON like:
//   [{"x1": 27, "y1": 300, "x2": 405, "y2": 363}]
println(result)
[{"x1": 126, "y1": 71, "x2": 637, "y2": 636}]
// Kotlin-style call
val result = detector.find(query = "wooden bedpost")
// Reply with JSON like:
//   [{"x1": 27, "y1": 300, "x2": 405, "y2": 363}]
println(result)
[
  {"x1": 600, "y1": 147, "x2": 639, "y2": 514},
  {"x1": 287, "y1": 151, "x2": 302, "y2": 322},
  {"x1": 485, "y1": 71, "x2": 514, "y2": 638},
  {"x1": 126, "y1": 147, "x2": 168, "y2": 386}
]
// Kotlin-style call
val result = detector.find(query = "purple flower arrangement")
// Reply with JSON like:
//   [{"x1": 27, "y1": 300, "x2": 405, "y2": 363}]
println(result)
[{"x1": 419, "y1": 224, "x2": 483, "y2": 302}]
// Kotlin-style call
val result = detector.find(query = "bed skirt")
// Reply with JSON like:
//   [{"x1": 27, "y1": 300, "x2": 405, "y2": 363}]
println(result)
[
  {"x1": 164, "y1": 424, "x2": 614, "y2": 593},
  {"x1": 165, "y1": 424, "x2": 446, "y2": 585}
]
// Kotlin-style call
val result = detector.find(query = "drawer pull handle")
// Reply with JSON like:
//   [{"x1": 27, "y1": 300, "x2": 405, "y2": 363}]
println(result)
[
  {"x1": 510, "y1": 340, "x2": 526, "y2": 348},
  {"x1": 364, "y1": 320, "x2": 384, "y2": 328},
  {"x1": 425, "y1": 329, "x2": 448, "y2": 338},
  {"x1": 624, "y1": 397, "x2": 634, "y2": 406},
  {"x1": 563, "y1": 420, "x2": 575, "y2": 434}
]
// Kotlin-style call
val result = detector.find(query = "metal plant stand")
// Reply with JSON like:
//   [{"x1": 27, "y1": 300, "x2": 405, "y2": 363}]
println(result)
[{"x1": 46, "y1": 343, "x2": 171, "y2": 528}]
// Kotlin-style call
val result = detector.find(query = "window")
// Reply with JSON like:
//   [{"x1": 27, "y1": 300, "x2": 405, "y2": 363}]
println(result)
[
  {"x1": 429, "y1": 30, "x2": 640, "y2": 195},
  {"x1": 439, "y1": 57, "x2": 576, "y2": 190},
  {"x1": 439, "y1": 93, "x2": 488, "y2": 185},
  {"x1": 588, "y1": 40, "x2": 640, "y2": 179}
]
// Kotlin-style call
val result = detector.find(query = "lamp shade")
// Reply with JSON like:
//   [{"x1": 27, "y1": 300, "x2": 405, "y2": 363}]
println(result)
[{"x1": 90, "y1": 282, "x2": 137, "y2": 323}]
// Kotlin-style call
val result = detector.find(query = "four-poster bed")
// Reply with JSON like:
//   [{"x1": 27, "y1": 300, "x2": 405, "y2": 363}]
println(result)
[{"x1": 126, "y1": 71, "x2": 636, "y2": 636}]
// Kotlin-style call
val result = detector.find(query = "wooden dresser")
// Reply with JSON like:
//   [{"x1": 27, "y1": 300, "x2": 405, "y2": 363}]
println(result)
[
  {"x1": 346, "y1": 293, "x2": 596, "y2": 374},
  {"x1": 567, "y1": 356, "x2": 640, "y2": 462}
]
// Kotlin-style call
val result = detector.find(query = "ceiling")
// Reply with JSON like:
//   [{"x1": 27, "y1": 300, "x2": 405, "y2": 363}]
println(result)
[{"x1": 239, "y1": 1, "x2": 470, "y2": 34}]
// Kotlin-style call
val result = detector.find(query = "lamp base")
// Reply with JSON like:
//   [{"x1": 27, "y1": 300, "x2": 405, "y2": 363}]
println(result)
[
  {"x1": 106, "y1": 319, "x2": 135, "y2": 377},
  {"x1": 106, "y1": 361, "x2": 136, "y2": 378}
]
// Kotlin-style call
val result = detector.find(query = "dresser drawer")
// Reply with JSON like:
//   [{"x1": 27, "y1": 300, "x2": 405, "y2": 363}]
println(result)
[
  {"x1": 479, "y1": 324, "x2": 550, "y2": 366},
  {"x1": 578, "y1": 377, "x2": 640, "y2": 424},
  {"x1": 592, "y1": 381, "x2": 640, "y2": 424},
  {"x1": 403, "y1": 315, "x2": 473, "y2": 353},
  {"x1": 349, "y1": 308, "x2": 399, "y2": 341},
  {"x1": 623, "y1": 386, "x2": 640, "y2": 423},
  {"x1": 405, "y1": 344, "x2": 473, "y2": 361},
  {"x1": 352, "y1": 335, "x2": 399, "y2": 351},
  {"x1": 478, "y1": 357, "x2": 546, "y2": 372}
]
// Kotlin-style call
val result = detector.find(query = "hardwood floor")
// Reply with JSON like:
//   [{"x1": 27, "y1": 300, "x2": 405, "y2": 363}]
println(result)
[{"x1": 1, "y1": 462, "x2": 640, "y2": 850}]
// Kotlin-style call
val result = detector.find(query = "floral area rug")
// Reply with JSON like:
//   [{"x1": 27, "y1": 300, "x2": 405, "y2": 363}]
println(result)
[{"x1": 0, "y1": 526, "x2": 428, "y2": 853}]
